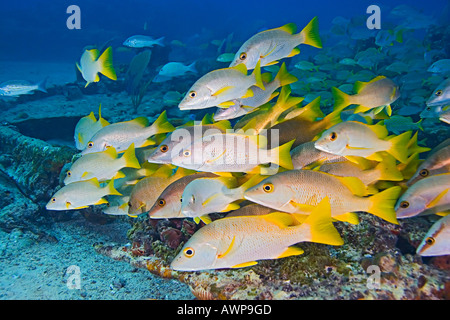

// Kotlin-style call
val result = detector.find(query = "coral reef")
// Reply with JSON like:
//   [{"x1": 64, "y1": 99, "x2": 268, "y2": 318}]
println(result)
[{"x1": 95, "y1": 213, "x2": 450, "y2": 300}]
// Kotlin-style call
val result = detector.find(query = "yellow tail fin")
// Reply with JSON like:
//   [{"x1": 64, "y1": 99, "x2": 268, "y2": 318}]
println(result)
[
  {"x1": 121, "y1": 143, "x2": 141, "y2": 169},
  {"x1": 97, "y1": 46, "x2": 117, "y2": 80},
  {"x1": 367, "y1": 186, "x2": 401, "y2": 224},
  {"x1": 298, "y1": 197, "x2": 344, "y2": 246},
  {"x1": 270, "y1": 140, "x2": 295, "y2": 169},
  {"x1": 251, "y1": 60, "x2": 265, "y2": 90},
  {"x1": 332, "y1": 87, "x2": 353, "y2": 112},
  {"x1": 299, "y1": 16, "x2": 323, "y2": 49},
  {"x1": 387, "y1": 131, "x2": 412, "y2": 164}
]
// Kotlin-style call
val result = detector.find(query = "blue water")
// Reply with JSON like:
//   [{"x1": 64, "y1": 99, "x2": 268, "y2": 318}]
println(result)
[{"x1": 0, "y1": 0, "x2": 447, "y2": 62}]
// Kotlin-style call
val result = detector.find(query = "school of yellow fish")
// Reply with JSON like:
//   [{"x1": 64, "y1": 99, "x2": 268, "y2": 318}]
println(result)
[{"x1": 47, "y1": 17, "x2": 449, "y2": 271}]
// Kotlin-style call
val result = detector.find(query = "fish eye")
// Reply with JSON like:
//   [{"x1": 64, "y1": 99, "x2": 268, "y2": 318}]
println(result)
[
  {"x1": 435, "y1": 90, "x2": 443, "y2": 96},
  {"x1": 157, "y1": 199, "x2": 166, "y2": 207},
  {"x1": 128, "y1": 201, "x2": 132, "y2": 207},
  {"x1": 183, "y1": 150, "x2": 191, "y2": 157},
  {"x1": 189, "y1": 91, "x2": 196, "y2": 98},
  {"x1": 160, "y1": 145, "x2": 169, "y2": 153},
  {"x1": 239, "y1": 52, "x2": 247, "y2": 60},
  {"x1": 183, "y1": 247, "x2": 195, "y2": 257},
  {"x1": 51, "y1": 198, "x2": 56, "y2": 203},
  {"x1": 87, "y1": 141, "x2": 94, "y2": 148},
  {"x1": 67, "y1": 171, "x2": 72, "y2": 177},
  {"x1": 329, "y1": 132, "x2": 338, "y2": 141},
  {"x1": 419, "y1": 169, "x2": 429, "y2": 177},
  {"x1": 263, "y1": 183, "x2": 274, "y2": 193},
  {"x1": 425, "y1": 237, "x2": 435, "y2": 245},
  {"x1": 400, "y1": 201, "x2": 409, "y2": 209}
]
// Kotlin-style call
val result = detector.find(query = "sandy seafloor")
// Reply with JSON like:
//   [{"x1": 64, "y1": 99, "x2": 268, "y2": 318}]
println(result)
[
  {"x1": 0, "y1": 215, "x2": 194, "y2": 300},
  {"x1": 0, "y1": 60, "x2": 195, "y2": 300}
]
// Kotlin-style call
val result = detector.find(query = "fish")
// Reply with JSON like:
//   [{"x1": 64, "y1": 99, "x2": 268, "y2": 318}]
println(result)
[
  {"x1": 385, "y1": 61, "x2": 410, "y2": 74},
  {"x1": 0, "y1": 79, "x2": 47, "y2": 97},
  {"x1": 383, "y1": 115, "x2": 423, "y2": 135},
  {"x1": 181, "y1": 174, "x2": 265, "y2": 223},
  {"x1": 123, "y1": 35, "x2": 165, "y2": 48},
  {"x1": 244, "y1": 169, "x2": 401, "y2": 225},
  {"x1": 64, "y1": 144, "x2": 141, "y2": 185},
  {"x1": 416, "y1": 214, "x2": 450, "y2": 256},
  {"x1": 407, "y1": 139, "x2": 450, "y2": 186},
  {"x1": 170, "y1": 197, "x2": 343, "y2": 271},
  {"x1": 153, "y1": 62, "x2": 197, "y2": 83},
  {"x1": 263, "y1": 100, "x2": 342, "y2": 149},
  {"x1": 46, "y1": 178, "x2": 121, "y2": 211},
  {"x1": 147, "y1": 172, "x2": 217, "y2": 219},
  {"x1": 162, "y1": 91, "x2": 183, "y2": 106},
  {"x1": 395, "y1": 174, "x2": 450, "y2": 219},
  {"x1": 217, "y1": 53, "x2": 235, "y2": 63},
  {"x1": 74, "y1": 105, "x2": 110, "y2": 150},
  {"x1": 76, "y1": 46, "x2": 117, "y2": 88},
  {"x1": 170, "y1": 131, "x2": 294, "y2": 174},
  {"x1": 146, "y1": 120, "x2": 231, "y2": 164},
  {"x1": 314, "y1": 121, "x2": 411, "y2": 164},
  {"x1": 426, "y1": 78, "x2": 450, "y2": 107},
  {"x1": 427, "y1": 59, "x2": 450, "y2": 74},
  {"x1": 375, "y1": 28, "x2": 404, "y2": 48},
  {"x1": 420, "y1": 104, "x2": 450, "y2": 119},
  {"x1": 339, "y1": 58, "x2": 357, "y2": 66},
  {"x1": 331, "y1": 76, "x2": 400, "y2": 116},
  {"x1": 317, "y1": 154, "x2": 404, "y2": 188},
  {"x1": 440, "y1": 109, "x2": 450, "y2": 124},
  {"x1": 225, "y1": 203, "x2": 275, "y2": 217},
  {"x1": 229, "y1": 17, "x2": 322, "y2": 70},
  {"x1": 81, "y1": 111, "x2": 174, "y2": 155},
  {"x1": 234, "y1": 85, "x2": 304, "y2": 134},
  {"x1": 290, "y1": 141, "x2": 346, "y2": 169},
  {"x1": 213, "y1": 62, "x2": 298, "y2": 121},
  {"x1": 102, "y1": 195, "x2": 130, "y2": 216},
  {"x1": 127, "y1": 165, "x2": 194, "y2": 216},
  {"x1": 178, "y1": 61, "x2": 265, "y2": 110},
  {"x1": 294, "y1": 61, "x2": 318, "y2": 72}
]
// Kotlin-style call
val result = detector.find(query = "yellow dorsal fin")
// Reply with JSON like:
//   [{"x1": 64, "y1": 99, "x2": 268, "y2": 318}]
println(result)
[
  {"x1": 230, "y1": 63, "x2": 247, "y2": 75},
  {"x1": 277, "y1": 246, "x2": 304, "y2": 259},
  {"x1": 241, "y1": 88, "x2": 254, "y2": 98},
  {"x1": 201, "y1": 113, "x2": 214, "y2": 125},
  {"x1": 294, "y1": 96, "x2": 322, "y2": 122},
  {"x1": 86, "y1": 111, "x2": 97, "y2": 122},
  {"x1": 262, "y1": 212, "x2": 296, "y2": 228},
  {"x1": 87, "y1": 177, "x2": 101, "y2": 188},
  {"x1": 130, "y1": 116, "x2": 149, "y2": 127},
  {"x1": 87, "y1": 49, "x2": 100, "y2": 61},
  {"x1": 279, "y1": 22, "x2": 297, "y2": 34},
  {"x1": 103, "y1": 146, "x2": 118, "y2": 158},
  {"x1": 335, "y1": 176, "x2": 368, "y2": 197},
  {"x1": 427, "y1": 189, "x2": 449, "y2": 209},
  {"x1": 368, "y1": 122, "x2": 389, "y2": 139},
  {"x1": 218, "y1": 236, "x2": 236, "y2": 259}
]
